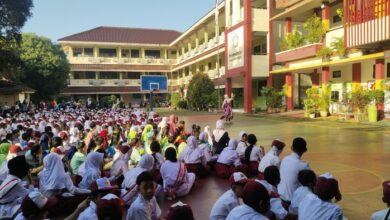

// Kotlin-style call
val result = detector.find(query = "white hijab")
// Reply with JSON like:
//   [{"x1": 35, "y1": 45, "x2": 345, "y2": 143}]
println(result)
[
  {"x1": 39, "y1": 153, "x2": 67, "y2": 190},
  {"x1": 84, "y1": 152, "x2": 104, "y2": 176},
  {"x1": 180, "y1": 136, "x2": 200, "y2": 163},
  {"x1": 227, "y1": 139, "x2": 238, "y2": 150},
  {"x1": 213, "y1": 120, "x2": 226, "y2": 142},
  {"x1": 121, "y1": 154, "x2": 154, "y2": 188},
  {"x1": 157, "y1": 117, "x2": 168, "y2": 129}
]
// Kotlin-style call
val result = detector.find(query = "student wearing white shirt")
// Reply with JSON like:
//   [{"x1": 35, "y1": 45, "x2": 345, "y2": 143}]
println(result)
[
  {"x1": 127, "y1": 171, "x2": 161, "y2": 220},
  {"x1": 216, "y1": 139, "x2": 250, "y2": 179},
  {"x1": 371, "y1": 181, "x2": 390, "y2": 220},
  {"x1": 179, "y1": 136, "x2": 208, "y2": 177},
  {"x1": 210, "y1": 172, "x2": 249, "y2": 220},
  {"x1": 298, "y1": 173, "x2": 343, "y2": 220},
  {"x1": 14, "y1": 191, "x2": 58, "y2": 220},
  {"x1": 278, "y1": 137, "x2": 309, "y2": 202},
  {"x1": 258, "y1": 139, "x2": 286, "y2": 176},
  {"x1": 289, "y1": 169, "x2": 317, "y2": 216},
  {"x1": 243, "y1": 134, "x2": 264, "y2": 176},
  {"x1": 236, "y1": 131, "x2": 248, "y2": 158},
  {"x1": 226, "y1": 180, "x2": 270, "y2": 220}
]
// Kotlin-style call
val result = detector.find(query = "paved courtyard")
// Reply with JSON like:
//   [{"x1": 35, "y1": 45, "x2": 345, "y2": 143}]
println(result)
[{"x1": 158, "y1": 110, "x2": 390, "y2": 220}]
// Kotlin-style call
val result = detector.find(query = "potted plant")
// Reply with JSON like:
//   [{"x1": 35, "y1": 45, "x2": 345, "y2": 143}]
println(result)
[
  {"x1": 303, "y1": 15, "x2": 327, "y2": 43},
  {"x1": 331, "y1": 37, "x2": 347, "y2": 58},
  {"x1": 280, "y1": 25, "x2": 305, "y2": 50},
  {"x1": 336, "y1": 8, "x2": 344, "y2": 19},
  {"x1": 316, "y1": 46, "x2": 333, "y2": 61},
  {"x1": 304, "y1": 87, "x2": 320, "y2": 118},
  {"x1": 319, "y1": 84, "x2": 331, "y2": 117},
  {"x1": 349, "y1": 87, "x2": 370, "y2": 121},
  {"x1": 261, "y1": 87, "x2": 284, "y2": 113},
  {"x1": 366, "y1": 89, "x2": 385, "y2": 122}
]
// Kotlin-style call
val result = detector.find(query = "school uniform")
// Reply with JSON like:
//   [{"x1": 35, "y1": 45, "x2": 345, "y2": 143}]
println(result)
[
  {"x1": 79, "y1": 152, "x2": 104, "y2": 190},
  {"x1": 278, "y1": 153, "x2": 309, "y2": 202},
  {"x1": 160, "y1": 160, "x2": 195, "y2": 198},
  {"x1": 226, "y1": 204, "x2": 269, "y2": 220},
  {"x1": 179, "y1": 136, "x2": 208, "y2": 177},
  {"x1": 289, "y1": 186, "x2": 312, "y2": 215},
  {"x1": 257, "y1": 180, "x2": 288, "y2": 220},
  {"x1": 298, "y1": 193, "x2": 343, "y2": 220},
  {"x1": 258, "y1": 147, "x2": 281, "y2": 173},
  {"x1": 371, "y1": 208, "x2": 390, "y2": 220},
  {"x1": 0, "y1": 174, "x2": 29, "y2": 219},
  {"x1": 209, "y1": 189, "x2": 241, "y2": 220},
  {"x1": 216, "y1": 139, "x2": 249, "y2": 178},
  {"x1": 126, "y1": 194, "x2": 161, "y2": 220}
]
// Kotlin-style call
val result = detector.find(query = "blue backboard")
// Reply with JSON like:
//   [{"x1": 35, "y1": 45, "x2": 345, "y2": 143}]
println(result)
[{"x1": 140, "y1": 75, "x2": 168, "y2": 93}]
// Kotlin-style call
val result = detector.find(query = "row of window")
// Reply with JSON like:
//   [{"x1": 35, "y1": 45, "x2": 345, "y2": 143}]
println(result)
[
  {"x1": 73, "y1": 72, "x2": 165, "y2": 80},
  {"x1": 73, "y1": 48, "x2": 176, "y2": 58}
]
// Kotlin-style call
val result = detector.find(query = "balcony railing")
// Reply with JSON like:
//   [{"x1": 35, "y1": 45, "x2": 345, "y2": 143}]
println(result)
[
  {"x1": 68, "y1": 56, "x2": 177, "y2": 65},
  {"x1": 68, "y1": 79, "x2": 140, "y2": 87},
  {"x1": 275, "y1": 43, "x2": 323, "y2": 63}
]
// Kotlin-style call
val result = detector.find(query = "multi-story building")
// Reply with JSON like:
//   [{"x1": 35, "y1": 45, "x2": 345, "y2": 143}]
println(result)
[
  {"x1": 59, "y1": 0, "x2": 269, "y2": 112},
  {"x1": 268, "y1": 0, "x2": 390, "y2": 112}
]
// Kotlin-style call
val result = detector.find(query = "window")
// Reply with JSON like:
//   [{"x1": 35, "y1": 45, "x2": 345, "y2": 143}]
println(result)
[
  {"x1": 85, "y1": 72, "x2": 96, "y2": 79},
  {"x1": 132, "y1": 94, "x2": 141, "y2": 99},
  {"x1": 73, "y1": 48, "x2": 82, "y2": 57},
  {"x1": 99, "y1": 72, "x2": 119, "y2": 79},
  {"x1": 170, "y1": 50, "x2": 177, "y2": 55},
  {"x1": 145, "y1": 50, "x2": 161, "y2": 59},
  {"x1": 373, "y1": 64, "x2": 376, "y2": 78},
  {"x1": 122, "y1": 49, "x2": 130, "y2": 58},
  {"x1": 99, "y1": 48, "x2": 117, "y2": 57},
  {"x1": 200, "y1": 65, "x2": 204, "y2": 72},
  {"x1": 258, "y1": 80, "x2": 267, "y2": 96},
  {"x1": 73, "y1": 72, "x2": 82, "y2": 79},
  {"x1": 126, "y1": 72, "x2": 141, "y2": 79},
  {"x1": 131, "y1": 49, "x2": 140, "y2": 58},
  {"x1": 387, "y1": 63, "x2": 390, "y2": 78},
  {"x1": 208, "y1": 62, "x2": 212, "y2": 70},
  {"x1": 332, "y1": 71, "x2": 341, "y2": 78},
  {"x1": 84, "y1": 48, "x2": 93, "y2": 57}
]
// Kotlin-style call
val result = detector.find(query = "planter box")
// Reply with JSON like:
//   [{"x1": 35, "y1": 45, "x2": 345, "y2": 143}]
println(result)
[{"x1": 275, "y1": 43, "x2": 323, "y2": 63}]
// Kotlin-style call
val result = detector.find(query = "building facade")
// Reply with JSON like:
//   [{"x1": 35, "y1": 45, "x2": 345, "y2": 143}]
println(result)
[
  {"x1": 59, "y1": 0, "x2": 270, "y2": 112},
  {"x1": 268, "y1": 0, "x2": 390, "y2": 113}
]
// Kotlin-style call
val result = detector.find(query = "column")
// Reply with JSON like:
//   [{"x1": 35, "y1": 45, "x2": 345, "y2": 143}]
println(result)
[
  {"x1": 375, "y1": 59, "x2": 385, "y2": 90},
  {"x1": 225, "y1": 0, "x2": 231, "y2": 28},
  {"x1": 117, "y1": 48, "x2": 121, "y2": 58},
  {"x1": 188, "y1": 42, "x2": 192, "y2": 53},
  {"x1": 94, "y1": 47, "x2": 98, "y2": 57},
  {"x1": 196, "y1": 63, "x2": 200, "y2": 74},
  {"x1": 95, "y1": 71, "x2": 99, "y2": 80},
  {"x1": 267, "y1": 74, "x2": 273, "y2": 87},
  {"x1": 285, "y1": 17, "x2": 292, "y2": 34},
  {"x1": 285, "y1": 72, "x2": 293, "y2": 111},
  {"x1": 322, "y1": 66, "x2": 330, "y2": 96},
  {"x1": 141, "y1": 48, "x2": 145, "y2": 59},
  {"x1": 232, "y1": 0, "x2": 241, "y2": 25},
  {"x1": 182, "y1": 46, "x2": 185, "y2": 56},
  {"x1": 204, "y1": 27, "x2": 209, "y2": 44},
  {"x1": 312, "y1": 69, "x2": 319, "y2": 87},
  {"x1": 352, "y1": 63, "x2": 361, "y2": 92},
  {"x1": 195, "y1": 33, "x2": 199, "y2": 48},
  {"x1": 119, "y1": 72, "x2": 123, "y2": 80},
  {"x1": 225, "y1": 78, "x2": 232, "y2": 97},
  {"x1": 321, "y1": 1, "x2": 330, "y2": 32},
  {"x1": 243, "y1": 0, "x2": 253, "y2": 113}
]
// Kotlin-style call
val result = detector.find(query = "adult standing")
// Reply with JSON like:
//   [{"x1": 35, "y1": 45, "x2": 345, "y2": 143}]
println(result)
[{"x1": 220, "y1": 95, "x2": 233, "y2": 122}]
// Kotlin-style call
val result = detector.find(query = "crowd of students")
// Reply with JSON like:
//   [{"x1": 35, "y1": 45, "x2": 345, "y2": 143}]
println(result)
[{"x1": 0, "y1": 106, "x2": 389, "y2": 220}]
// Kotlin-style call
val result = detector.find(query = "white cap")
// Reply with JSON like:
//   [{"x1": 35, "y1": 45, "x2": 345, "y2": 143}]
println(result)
[{"x1": 229, "y1": 172, "x2": 249, "y2": 185}]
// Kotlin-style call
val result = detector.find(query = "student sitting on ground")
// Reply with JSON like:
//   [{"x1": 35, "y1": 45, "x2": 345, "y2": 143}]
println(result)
[
  {"x1": 258, "y1": 139, "x2": 286, "y2": 177},
  {"x1": 226, "y1": 180, "x2": 271, "y2": 220},
  {"x1": 243, "y1": 134, "x2": 264, "y2": 176},
  {"x1": 289, "y1": 169, "x2": 317, "y2": 216},
  {"x1": 160, "y1": 147, "x2": 195, "y2": 200},
  {"x1": 371, "y1": 180, "x2": 390, "y2": 220},
  {"x1": 179, "y1": 136, "x2": 209, "y2": 178},
  {"x1": 236, "y1": 131, "x2": 248, "y2": 159},
  {"x1": 210, "y1": 172, "x2": 249, "y2": 220},
  {"x1": 216, "y1": 139, "x2": 250, "y2": 178},
  {"x1": 166, "y1": 201, "x2": 195, "y2": 220},
  {"x1": 14, "y1": 191, "x2": 58, "y2": 220},
  {"x1": 126, "y1": 171, "x2": 161, "y2": 220}
]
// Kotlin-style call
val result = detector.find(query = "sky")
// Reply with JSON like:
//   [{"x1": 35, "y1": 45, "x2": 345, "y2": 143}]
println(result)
[{"x1": 22, "y1": 0, "x2": 220, "y2": 42}]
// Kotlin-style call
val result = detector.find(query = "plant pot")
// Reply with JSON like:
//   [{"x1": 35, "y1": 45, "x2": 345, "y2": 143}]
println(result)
[
  {"x1": 320, "y1": 111, "x2": 328, "y2": 117},
  {"x1": 309, "y1": 113, "x2": 316, "y2": 119},
  {"x1": 354, "y1": 112, "x2": 365, "y2": 122}
]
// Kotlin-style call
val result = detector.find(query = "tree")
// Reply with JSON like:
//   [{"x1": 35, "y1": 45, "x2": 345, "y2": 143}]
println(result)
[
  {"x1": 13, "y1": 33, "x2": 70, "y2": 102},
  {"x1": 186, "y1": 73, "x2": 216, "y2": 110},
  {"x1": 0, "y1": 0, "x2": 34, "y2": 78}
]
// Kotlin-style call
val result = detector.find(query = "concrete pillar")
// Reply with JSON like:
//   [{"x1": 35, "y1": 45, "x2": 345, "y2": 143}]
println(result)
[
  {"x1": 352, "y1": 63, "x2": 361, "y2": 92},
  {"x1": 225, "y1": 0, "x2": 231, "y2": 28},
  {"x1": 195, "y1": 33, "x2": 199, "y2": 48},
  {"x1": 141, "y1": 48, "x2": 145, "y2": 58},
  {"x1": 95, "y1": 71, "x2": 99, "y2": 80},
  {"x1": 285, "y1": 72, "x2": 293, "y2": 111},
  {"x1": 243, "y1": 0, "x2": 253, "y2": 113},
  {"x1": 204, "y1": 27, "x2": 209, "y2": 43},
  {"x1": 285, "y1": 17, "x2": 292, "y2": 34},
  {"x1": 267, "y1": 74, "x2": 273, "y2": 87},
  {"x1": 117, "y1": 48, "x2": 121, "y2": 58},
  {"x1": 312, "y1": 69, "x2": 319, "y2": 86},
  {"x1": 188, "y1": 42, "x2": 192, "y2": 52},
  {"x1": 164, "y1": 49, "x2": 168, "y2": 59},
  {"x1": 321, "y1": 1, "x2": 330, "y2": 31},
  {"x1": 196, "y1": 63, "x2": 200, "y2": 74},
  {"x1": 322, "y1": 66, "x2": 330, "y2": 96},
  {"x1": 182, "y1": 46, "x2": 185, "y2": 55},
  {"x1": 94, "y1": 47, "x2": 98, "y2": 57},
  {"x1": 225, "y1": 77, "x2": 232, "y2": 97},
  {"x1": 119, "y1": 72, "x2": 123, "y2": 80},
  {"x1": 375, "y1": 59, "x2": 385, "y2": 90}
]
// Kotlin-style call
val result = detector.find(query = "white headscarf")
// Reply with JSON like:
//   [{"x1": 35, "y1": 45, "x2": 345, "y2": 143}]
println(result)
[
  {"x1": 199, "y1": 132, "x2": 208, "y2": 143},
  {"x1": 121, "y1": 154, "x2": 154, "y2": 189},
  {"x1": 39, "y1": 153, "x2": 67, "y2": 190},
  {"x1": 84, "y1": 152, "x2": 104, "y2": 176},
  {"x1": 158, "y1": 117, "x2": 168, "y2": 129},
  {"x1": 213, "y1": 120, "x2": 226, "y2": 142},
  {"x1": 239, "y1": 131, "x2": 247, "y2": 140},
  {"x1": 138, "y1": 154, "x2": 154, "y2": 170},
  {"x1": 227, "y1": 139, "x2": 238, "y2": 150}
]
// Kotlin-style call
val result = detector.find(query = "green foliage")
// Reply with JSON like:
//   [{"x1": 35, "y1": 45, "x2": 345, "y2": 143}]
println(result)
[
  {"x1": 336, "y1": 8, "x2": 344, "y2": 19},
  {"x1": 186, "y1": 73, "x2": 216, "y2": 110},
  {"x1": 177, "y1": 100, "x2": 188, "y2": 109},
  {"x1": 304, "y1": 87, "x2": 320, "y2": 114},
  {"x1": 13, "y1": 33, "x2": 70, "y2": 102},
  {"x1": 366, "y1": 90, "x2": 384, "y2": 103},
  {"x1": 319, "y1": 85, "x2": 331, "y2": 112},
  {"x1": 316, "y1": 46, "x2": 333, "y2": 59},
  {"x1": 280, "y1": 25, "x2": 304, "y2": 50},
  {"x1": 331, "y1": 37, "x2": 346, "y2": 56},
  {"x1": 350, "y1": 87, "x2": 370, "y2": 112},
  {"x1": 0, "y1": 0, "x2": 34, "y2": 79},
  {"x1": 100, "y1": 95, "x2": 117, "y2": 108},
  {"x1": 170, "y1": 93, "x2": 181, "y2": 108},
  {"x1": 303, "y1": 15, "x2": 326, "y2": 44},
  {"x1": 261, "y1": 87, "x2": 284, "y2": 109}
]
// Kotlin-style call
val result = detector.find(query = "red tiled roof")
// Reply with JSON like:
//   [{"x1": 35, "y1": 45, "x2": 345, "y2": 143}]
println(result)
[{"x1": 58, "y1": 26, "x2": 181, "y2": 45}]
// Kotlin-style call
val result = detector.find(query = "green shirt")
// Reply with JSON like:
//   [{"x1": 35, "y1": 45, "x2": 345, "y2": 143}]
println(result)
[{"x1": 70, "y1": 152, "x2": 86, "y2": 175}]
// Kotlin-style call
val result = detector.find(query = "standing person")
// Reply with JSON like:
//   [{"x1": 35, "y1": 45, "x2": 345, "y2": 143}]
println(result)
[
  {"x1": 212, "y1": 120, "x2": 229, "y2": 155},
  {"x1": 226, "y1": 180, "x2": 271, "y2": 220},
  {"x1": 220, "y1": 94, "x2": 233, "y2": 122},
  {"x1": 160, "y1": 148, "x2": 195, "y2": 200},
  {"x1": 243, "y1": 134, "x2": 264, "y2": 176},
  {"x1": 126, "y1": 171, "x2": 161, "y2": 220},
  {"x1": 209, "y1": 172, "x2": 249, "y2": 220},
  {"x1": 168, "y1": 115, "x2": 177, "y2": 137},
  {"x1": 298, "y1": 173, "x2": 343, "y2": 220},
  {"x1": 371, "y1": 181, "x2": 390, "y2": 220},
  {"x1": 278, "y1": 137, "x2": 309, "y2": 203},
  {"x1": 258, "y1": 139, "x2": 286, "y2": 177}
]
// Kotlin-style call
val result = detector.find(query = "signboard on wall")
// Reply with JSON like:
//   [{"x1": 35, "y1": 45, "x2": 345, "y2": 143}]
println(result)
[
  {"x1": 227, "y1": 26, "x2": 244, "y2": 70},
  {"x1": 275, "y1": 0, "x2": 301, "y2": 9}
]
